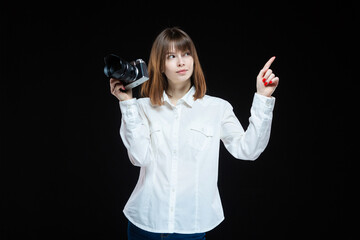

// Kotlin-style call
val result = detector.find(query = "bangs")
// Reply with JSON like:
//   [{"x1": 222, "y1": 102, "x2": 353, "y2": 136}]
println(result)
[
  {"x1": 163, "y1": 29, "x2": 193, "y2": 54},
  {"x1": 167, "y1": 38, "x2": 192, "y2": 54}
]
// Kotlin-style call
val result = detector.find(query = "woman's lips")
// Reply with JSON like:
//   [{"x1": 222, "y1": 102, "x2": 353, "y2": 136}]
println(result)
[{"x1": 176, "y1": 69, "x2": 188, "y2": 74}]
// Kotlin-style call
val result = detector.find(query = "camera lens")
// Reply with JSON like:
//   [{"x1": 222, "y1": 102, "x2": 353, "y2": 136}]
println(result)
[
  {"x1": 104, "y1": 54, "x2": 138, "y2": 83},
  {"x1": 116, "y1": 59, "x2": 137, "y2": 82}
]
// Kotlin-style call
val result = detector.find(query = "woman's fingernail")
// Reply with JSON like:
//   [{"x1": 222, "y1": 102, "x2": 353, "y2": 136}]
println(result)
[
  {"x1": 262, "y1": 78, "x2": 266, "y2": 82},
  {"x1": 264, "y1": 82, "x2": 268, "y2": 86},
  {"x1": 269, "y1": 80, "x2": 272, "y2": 84}
]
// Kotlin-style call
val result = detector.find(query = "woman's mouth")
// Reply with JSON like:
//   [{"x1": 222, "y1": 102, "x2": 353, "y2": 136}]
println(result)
[{"x1": 176, "y1": 69, "x2": 188, "y2": 74}]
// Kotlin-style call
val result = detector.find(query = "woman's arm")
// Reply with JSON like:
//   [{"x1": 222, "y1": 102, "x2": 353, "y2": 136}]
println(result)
[
  {"x1": 220, "y1": 94, "x2": 275, "y2": 160},
  {"x1": 119, "y1": 99, "x2": 152, "y2": 167},
  {"x1": 220, "y1": 57, "x2": 278, "y2": 160},
  {"x1": 110, "y1": 78, "x2": 152, "y2": 167}
]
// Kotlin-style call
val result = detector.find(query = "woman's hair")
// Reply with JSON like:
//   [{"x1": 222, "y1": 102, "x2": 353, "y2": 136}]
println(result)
[{"x1": 141, "y1": 27, "x2": 206, "y2": 106}]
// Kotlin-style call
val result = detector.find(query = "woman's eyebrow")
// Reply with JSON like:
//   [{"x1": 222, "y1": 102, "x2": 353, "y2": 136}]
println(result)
[{"x1": 166, "y1": 50, "x2": 190, "y2": 55}]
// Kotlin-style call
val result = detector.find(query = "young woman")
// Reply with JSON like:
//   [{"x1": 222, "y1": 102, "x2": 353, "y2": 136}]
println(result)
[{"x1": 110, "y1": 27, "x2": 279, "y2": 240}]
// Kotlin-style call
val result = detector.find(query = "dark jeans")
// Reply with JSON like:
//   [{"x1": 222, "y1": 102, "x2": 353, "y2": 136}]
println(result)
[{"x1": 127, "y1": 221, "x2": 206, "y2": 240}]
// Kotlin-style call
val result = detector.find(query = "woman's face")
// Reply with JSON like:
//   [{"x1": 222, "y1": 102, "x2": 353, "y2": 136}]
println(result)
[{"x1": 164, "y1": 47, "x2": 194, "y2": 86}]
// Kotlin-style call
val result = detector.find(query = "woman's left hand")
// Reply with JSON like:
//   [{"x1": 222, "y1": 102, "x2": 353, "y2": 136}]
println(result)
[{"x1": 256, "y1": 56, "x2": 279, "y2": 97}]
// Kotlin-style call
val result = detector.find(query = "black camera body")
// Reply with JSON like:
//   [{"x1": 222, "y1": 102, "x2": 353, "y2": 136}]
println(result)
[{"x1": 104, "y1": 54, "x2": 149, "y2": 89}]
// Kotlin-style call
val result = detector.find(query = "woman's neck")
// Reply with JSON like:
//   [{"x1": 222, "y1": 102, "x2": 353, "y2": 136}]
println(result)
[{"x1": 166, "y1": 80, "x2": 191, "y2": 105}]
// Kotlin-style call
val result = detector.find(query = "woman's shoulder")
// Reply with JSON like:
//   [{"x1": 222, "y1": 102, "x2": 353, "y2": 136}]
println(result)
[
  {"x1": 201, "y1": 94, "x2": 232, "y2": 108},
  {"x1": 135, "y1": 97, "x2": 154, "y2": 109},
  {"x1": 136, "y1": 97, "x2": 162, "y2": 110},
  {"x1": 136, "y1": 97, "x2": 151, "y2": 104}
]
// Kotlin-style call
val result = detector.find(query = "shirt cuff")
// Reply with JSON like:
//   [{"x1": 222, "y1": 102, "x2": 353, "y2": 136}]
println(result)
[
  {"x1": 253, "y1": 93, "x2": 276, "y2": 114},
  {"x1": 119, "y1": 98, "x2": 141, "y2": 124}
]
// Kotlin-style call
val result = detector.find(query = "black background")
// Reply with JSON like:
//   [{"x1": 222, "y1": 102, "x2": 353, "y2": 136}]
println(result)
[{"x1": 1, "y1": 1, "x2": 355, "y2": 239}]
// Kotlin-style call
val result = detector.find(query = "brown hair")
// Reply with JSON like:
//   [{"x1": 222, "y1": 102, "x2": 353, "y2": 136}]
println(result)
[{"x1": 141, "y1": 27, "x2": 206, "y2": 106}]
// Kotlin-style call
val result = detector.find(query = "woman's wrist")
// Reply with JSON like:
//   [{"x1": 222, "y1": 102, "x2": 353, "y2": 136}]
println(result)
[{"x1": 256, "y1": 91, "x2": 272, "y2": 98}]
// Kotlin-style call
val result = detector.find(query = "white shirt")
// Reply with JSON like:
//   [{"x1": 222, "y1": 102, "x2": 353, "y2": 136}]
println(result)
[{"x1": 119, "y1": 86, "x2": 275, "y2": 234}]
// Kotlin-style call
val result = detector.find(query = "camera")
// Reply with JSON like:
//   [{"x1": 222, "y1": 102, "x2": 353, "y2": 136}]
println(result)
[{"x1": 104, "y1": 54, "x2": 149, "y2": 89}]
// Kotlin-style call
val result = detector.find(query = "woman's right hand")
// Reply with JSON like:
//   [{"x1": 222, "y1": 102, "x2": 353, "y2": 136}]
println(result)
[{"x1": 110, "y1": 78, "x2": 133, "y2": 101}]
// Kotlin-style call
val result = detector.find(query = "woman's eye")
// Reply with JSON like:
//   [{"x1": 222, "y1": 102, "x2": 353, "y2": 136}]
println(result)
[
  {"x1": 168, "y1": 55, "x2": 175, "y2": 59},
  {"x1": 184, "y1": 52, "x2": 191, "y2": 56}
]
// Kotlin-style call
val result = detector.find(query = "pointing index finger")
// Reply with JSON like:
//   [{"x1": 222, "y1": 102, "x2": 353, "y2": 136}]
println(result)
[{"x1": 262, "y1": 56, "x2": 276, "y2": 71}]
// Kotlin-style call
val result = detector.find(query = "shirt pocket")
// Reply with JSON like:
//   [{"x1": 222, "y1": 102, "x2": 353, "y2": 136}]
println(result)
[
  {"x1": 188, "y1": 124, "x2": 214, "y2": 151},
  {"x1": 149, "y1": 123, "x2": 161, "y2": 144}
]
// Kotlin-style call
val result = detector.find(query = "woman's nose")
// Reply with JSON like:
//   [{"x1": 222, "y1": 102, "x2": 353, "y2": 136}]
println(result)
[{"x1": 177, "y1": 57, "x2": 185, "y2": 67}]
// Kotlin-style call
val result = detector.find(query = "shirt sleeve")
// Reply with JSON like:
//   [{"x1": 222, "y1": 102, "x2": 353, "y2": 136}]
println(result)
[
  {"x1": 220, "y1": 93, "x2": 275, "y2": 160},
  {"x1": 119, "y1": 99, "x2": 152, "y2": 167}
]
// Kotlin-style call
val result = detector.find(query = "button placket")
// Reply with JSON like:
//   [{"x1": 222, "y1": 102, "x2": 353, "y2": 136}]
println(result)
[{"x1": 168, "y1": 105, "x2": 181, "y2": 232}]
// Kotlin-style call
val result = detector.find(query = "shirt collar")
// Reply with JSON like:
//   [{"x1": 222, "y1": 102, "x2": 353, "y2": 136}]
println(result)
[{"x1": 163, "y1": 86, "x2": 196, "y2": 107}]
